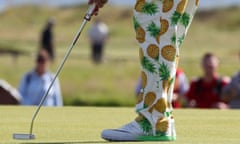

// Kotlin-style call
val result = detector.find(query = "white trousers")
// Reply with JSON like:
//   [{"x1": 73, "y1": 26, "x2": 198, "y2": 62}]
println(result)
[{"x1": 134, "y1": 0, "x2": 198, "y2": 135}]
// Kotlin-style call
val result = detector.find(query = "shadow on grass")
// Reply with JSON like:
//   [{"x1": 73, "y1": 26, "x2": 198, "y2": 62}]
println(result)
[
  {"x1": 65, "y1": 98, "x2": 134, "y2": 107},
  {"x1": 20, "y1": 141, "x2": 109, "y2": 144}
]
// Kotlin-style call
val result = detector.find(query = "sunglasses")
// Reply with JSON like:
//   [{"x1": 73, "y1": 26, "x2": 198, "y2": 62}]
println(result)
[{"x1": 37, "y1": 55, "x2": 48, "y2": 63}]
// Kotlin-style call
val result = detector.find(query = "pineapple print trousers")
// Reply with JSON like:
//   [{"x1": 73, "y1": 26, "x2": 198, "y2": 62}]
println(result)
[{"x1": 134, "y1": 0, "x2": 198, "y2": 135}]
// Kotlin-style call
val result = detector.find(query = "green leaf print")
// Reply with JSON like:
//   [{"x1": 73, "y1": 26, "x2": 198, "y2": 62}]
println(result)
[
  {"x1": 180, "y1": 12, "x2": 190, "y2": 28},
  {"x1": 142, "y1": 56, "x2": 156, "y2": 73},
  {"x1": 147, "y1": 21, "x2": 161, "y2": 38},
  {"x1": 133, "y1": 16, "x2": 140, "y2": 30},
  {"x1": 159, "y1": 62, "x2": 170, "y2": 81},
  {"x1": 142, "y1": 2, "x2": 159, "y2": 15},
  {"x1": 178, "y1": 34, "x2": 185, "y2": 46},
  {"x1": 139, "y1": 117, "x2": 152, "y2": 133},
  {"x1": 171, "y1": 11, "x2": 182, "y2": 25},
  {"x1": 171, "y1": 34, "x2": 176, "y2": 44}
]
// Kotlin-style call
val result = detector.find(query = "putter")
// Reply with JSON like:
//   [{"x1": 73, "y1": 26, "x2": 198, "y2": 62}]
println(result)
[{"x1": 13, "y1": 3, "x2": 96, "y2": 140}]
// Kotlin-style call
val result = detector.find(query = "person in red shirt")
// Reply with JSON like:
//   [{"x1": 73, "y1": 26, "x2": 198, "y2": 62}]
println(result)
[
  {"x1": 186, "y1": 53, "x2": 229, "y2": 109},
  {"x1": 172, "y1": 68, "x2": 189, "y2": 108}
]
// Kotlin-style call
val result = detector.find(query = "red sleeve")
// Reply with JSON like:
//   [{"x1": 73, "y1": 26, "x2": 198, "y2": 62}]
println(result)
[
  {"x1": 218, "y1": 79, "x2": 230, "y2": 103},
  {"x1": 186, "y1": 80, "x2": 197, "y2": 101},
  {"x1": 222, "y1": 79, "x2": 229, "y2": 86}
]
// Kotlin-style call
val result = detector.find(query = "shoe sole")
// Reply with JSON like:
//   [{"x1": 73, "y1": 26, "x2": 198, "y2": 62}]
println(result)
[
  {"x1": 137, "y1": 135, "x2": 176, "y2": 141},
  {"x1": 102, "y1": 135, "x2": 176, "y2": 142}
]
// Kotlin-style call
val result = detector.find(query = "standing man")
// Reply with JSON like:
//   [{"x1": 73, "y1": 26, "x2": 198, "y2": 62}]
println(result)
[
  {"x1": 88, "y1": 19, "x2": 109, "y2": 64},
  {"x1": 89, "y1": 0, "x2": 199, "y2": 141},
  {"x1": 41, "y1": 18, "x2": 55, "y2": 61}
]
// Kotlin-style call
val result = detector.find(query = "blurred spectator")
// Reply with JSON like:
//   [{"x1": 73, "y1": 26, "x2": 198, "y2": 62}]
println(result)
[
  {"x1": 40, "y1": 18, "x2": 55, "y2": 61},
  {"x1": 18, "y1": 49, "x2": 62, "y2": 106},
  {"x1": 172, "y1": 68, "x2": 189, "y2": 108},
  {"x1": 88, "y1": 19, "x2": 108, "y2": 64},
  {"x1": 135, "y1": 68, "x2": 189, "y2": 108},
  {"x1": 135, "y1": 77, "x2": 142, "y2": 97},
  {"x1": 221, "y1": 52, "x2": 240, "y2": 108},
  {"x1": 186, "y1": 53, "x2": 229, "y2": 109},
  {"x1": 221, "y1": 72, "x2": 240, "y2": 108}
]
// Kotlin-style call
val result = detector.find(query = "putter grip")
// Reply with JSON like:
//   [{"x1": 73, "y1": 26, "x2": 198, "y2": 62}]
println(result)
[{"x1": 84, "y1": 4, "x2": 96, "y2": 21}]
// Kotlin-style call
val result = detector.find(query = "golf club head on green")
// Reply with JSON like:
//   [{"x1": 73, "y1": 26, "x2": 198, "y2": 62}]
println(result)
[
  {"x1": 12, "y1": 4, "x2": 96, "y2": 141},
  {"x1": 13, "y1": 133, "x2": 35, "y2": 140}
]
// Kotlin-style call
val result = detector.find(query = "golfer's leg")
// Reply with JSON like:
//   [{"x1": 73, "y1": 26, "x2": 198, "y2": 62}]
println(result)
[
  {"x1": 175, "y1": 0, "x2": 199, "y2": 49},
  {"x1": 135, "y1": 0, "x2": 198, "y2": 138},
  {"x1": 173, "y1": 0, "x2": 199, "y2": 108},
  {"x1": 101, "y1": 0, "x2": 198, "y2": 141}
]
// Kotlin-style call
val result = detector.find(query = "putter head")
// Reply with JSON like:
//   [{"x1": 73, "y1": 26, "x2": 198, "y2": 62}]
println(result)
[{"x1": 13, "y1": 133, "x2": 35, "y2": 140}]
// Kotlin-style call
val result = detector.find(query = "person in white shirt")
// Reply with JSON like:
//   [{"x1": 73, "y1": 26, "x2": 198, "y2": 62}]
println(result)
[{"x1": 19, "y1": 49, "x2": 62, "y2": 106}]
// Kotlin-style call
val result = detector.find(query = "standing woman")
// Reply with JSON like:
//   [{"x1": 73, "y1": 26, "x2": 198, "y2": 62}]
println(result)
[{"x1": 89, "y1": 0, "x2": 199, "y2": 141}]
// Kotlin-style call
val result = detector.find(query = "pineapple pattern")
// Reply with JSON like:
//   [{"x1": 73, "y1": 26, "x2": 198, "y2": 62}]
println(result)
[
  {"x1": 147, "y1": 22, "x2": 161, "y2": 44},
  {"x1": 141, "y1": 71, "x2": 147, "y2": 88},
  {"x1": 134, "y1": 16, "x2": 146, "y2": 43},
  {"x1": 160, "y1": 18, "x2": 169, "y2": 36},
  {"x1": 156, "y1": 117, "x2": 169, "y2": 132},
  {"x1": 144, "y1": 92, "x2": 157, "y2": 108},
  {"x1": 159, "y1": 62, "x2": 173, "y2": 93},
  {"x1": 161, "y1": 45, "x2": 176, "y2": 62},
  {"x1": 162, "y1": 0, "x2": 174, "y2": 13},
  {"x1": 147, "y1": 44, "x2": 159, "y2": 60},
  {"x1": 154, "y1": 97, "x2": 168, "y2": 113},
  {"x1": 134, "y1": 0, "x2": 198, "y2": 136},
  {"x1": 135, "y1": 0, "x2": 146, "y2": 12}
]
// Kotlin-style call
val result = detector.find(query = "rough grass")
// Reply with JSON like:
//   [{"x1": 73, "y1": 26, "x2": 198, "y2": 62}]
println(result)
[
  {"x1": 1, "y1": 106, "x2": 240, "y2": 144},
  {"x1": 0, "y1": 5, "x2": 240, "y2": 106}
]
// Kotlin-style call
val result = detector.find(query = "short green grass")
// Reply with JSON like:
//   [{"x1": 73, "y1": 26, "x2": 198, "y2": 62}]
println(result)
[
  {"x1": 1, "y1": 106, "x2": 240, "y2": 144},
  {"x1": 0, "y1": 5, "x2": 240, "y2": 106}
]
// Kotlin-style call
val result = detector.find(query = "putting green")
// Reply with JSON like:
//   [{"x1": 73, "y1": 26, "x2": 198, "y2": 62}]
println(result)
[{"x1": 1, "y1": 106, "x2": 239, "y2": 144}]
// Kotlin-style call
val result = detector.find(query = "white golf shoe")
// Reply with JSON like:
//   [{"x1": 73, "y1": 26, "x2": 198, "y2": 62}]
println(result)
[{"x1": 101, "y1": 119, "x2": 176, "y2": 141}]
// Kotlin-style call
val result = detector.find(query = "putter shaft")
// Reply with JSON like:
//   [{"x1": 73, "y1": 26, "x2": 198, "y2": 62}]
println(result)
[
  {"x1": 30, "y1": 20, "x2": 87, "y2": 136},
  {"x1": 28, "y1": 4, "x2": 96, "y2": 137}
]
